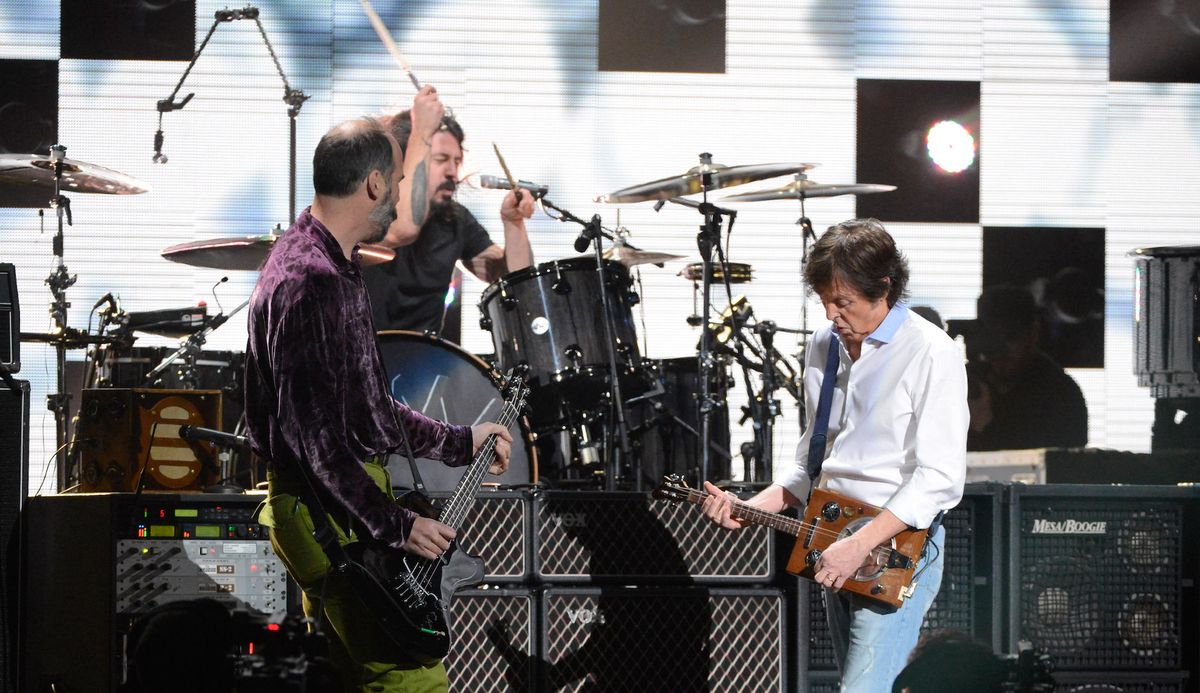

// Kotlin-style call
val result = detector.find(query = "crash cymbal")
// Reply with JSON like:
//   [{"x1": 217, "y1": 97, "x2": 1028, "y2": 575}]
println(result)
[
  {"x1": 0, "y1": 153, "x2": 149, "y2": 195},
  {"x1": 680, "y1": 262, "x2": 754, "y2": 284},
  {"x1": 595, "y1": 160, "x2": 819, "y2": 204},
  {"x1": 723, "y1": 180, "x2": 896, "y2": 202},
  {"x1": 161, "y1": 234, "x2": 395, "y2": 271},
  {"x1": 603, "y1": 245, "x2": 686, "y2": 267}
]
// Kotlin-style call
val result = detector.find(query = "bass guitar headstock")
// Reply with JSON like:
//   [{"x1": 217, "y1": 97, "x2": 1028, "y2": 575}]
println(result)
[
  {"x1": 651, "y1": 474, "x2": 693, "y2": 503},
  {"x1": 499, "y1": 369, "x2": 531, "y2": 416}
]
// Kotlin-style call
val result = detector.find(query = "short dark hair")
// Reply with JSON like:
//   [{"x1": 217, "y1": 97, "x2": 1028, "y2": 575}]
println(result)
[
  {"x1": 387, "y1": 110, "x2": 464, "y2": 157},
  {"x1": 803, "y1": 218, "x2": 909, "y2": 307},
  {"x1": 312, "y1": 117, "x2": 394, "y2": 198}
]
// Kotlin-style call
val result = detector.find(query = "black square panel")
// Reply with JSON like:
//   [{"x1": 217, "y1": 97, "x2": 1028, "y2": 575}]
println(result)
[
  {"x1": 856, "y1": 79, "x2": 980, "y2": 224},
  {"x1": 1111, "y1": 0, "x2": 1200, "y2": 84},
  {"x1": 62, "y1": 0, "x2": 195, "y2": 61},
  {"x1": 599, "y1": 0, "x2": 726, "y2": 73},
  {"x1": 0, "y1": 59, "x2": 59, "y2": 208},
  {"x1": 983, "y1": 226, "x2": 1105, "y2": 369}
]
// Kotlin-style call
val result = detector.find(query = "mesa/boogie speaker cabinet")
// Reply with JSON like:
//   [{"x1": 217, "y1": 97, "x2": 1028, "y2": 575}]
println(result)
[
  {"x1": 1007, "y1": 484, "x2": 1197, "y2": 671},
  {"x1": 800, "y1": 483, "x2": 1006, "y2": 672},
  {"x1": 445, "y1": 588, "x2": 537, "y2": 692},
  {"x1": 21, "y1": 493, "x2": 287, "y2": 692},
  {"x1": 534, "y1": 491, "x2": 774, "y2": 583},
  {"x1": 541, "y1": 586, "x2": 785, "y2": 692},
  {"x1": 428, "y1": 489, "x2": 531, "y2": 583}
]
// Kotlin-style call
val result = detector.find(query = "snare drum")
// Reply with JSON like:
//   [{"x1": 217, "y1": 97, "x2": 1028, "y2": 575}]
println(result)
[
  {"x1": 376, "y1": 331, "x2": 535, "y2": 491},
  {"x1": 479, "y1": 257, "x2": 646, "y2": 405}
]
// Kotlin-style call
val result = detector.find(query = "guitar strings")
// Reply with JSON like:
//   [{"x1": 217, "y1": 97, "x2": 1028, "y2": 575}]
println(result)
[
  {"x1": 412, "y1": 389, "x2": 524, "y2": 588},
  {"x1": 673, "y1": 487, "x2": 911, "y2": 565}
]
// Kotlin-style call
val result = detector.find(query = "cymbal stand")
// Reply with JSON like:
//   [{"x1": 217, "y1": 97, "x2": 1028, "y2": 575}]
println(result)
[
  {"x1": 693, "y1": 152, "x2": 730, "y2": 487},
  {"x1": 794, "y1": 172, "x2": 816, "y2": 432},
  {"x1": 45, "y1": 144, "x2": 78, "y2": 490},
  {"x1": 540, "y1": 196, "x2": 634, "y2": 490}
]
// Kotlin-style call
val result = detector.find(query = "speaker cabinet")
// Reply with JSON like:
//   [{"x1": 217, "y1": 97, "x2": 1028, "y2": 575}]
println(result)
[
  {"x1": 445, "y1": 588, "x2": 536, "y2": 692},
  {"x1": 1008, "y1": 485, "x2": 1192, "y2": 671},
  {"x1": 0, "y1": 263, "x2": 18, "y2": 372},
  {"x1": 541, "y1": 586, "x2": 785, "y2": 692},
  {"x1": 800, "y1": 483, "x2": 1006, "y2": 671},
  {"x1": 1050, "y1": 670, "x2": 1189, "y2": 692},
  {"x1": 430, "y1": 490, "x2": 531, "y2": 583},
  {"x1": 76, "y1": 388, "x2": 222, "y2": 492},
  {"x1": 1, "y1": 379, "x2": 29, "y2": 692},
  {"x1": 535, "y1": 491, "x2": 774, "y2": 583}
]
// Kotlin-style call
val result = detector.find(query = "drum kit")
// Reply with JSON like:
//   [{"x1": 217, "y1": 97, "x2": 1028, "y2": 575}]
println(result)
[{"x1": 3, "y1": 139, "x2": 893, "y2": 493}]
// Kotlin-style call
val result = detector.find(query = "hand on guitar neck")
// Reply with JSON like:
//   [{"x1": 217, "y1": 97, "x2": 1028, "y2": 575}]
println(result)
[
  {"x1": 471, "y1": 422, "x2": 513, "y2": 475},
  {"x1": 700, "y1": 480, "x2": 797, "y2": 530}
]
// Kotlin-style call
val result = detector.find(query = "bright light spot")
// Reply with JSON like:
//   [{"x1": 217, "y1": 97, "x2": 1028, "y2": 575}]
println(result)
[
  {"x1": 444, "y1": 283, "x2": 457, "y2": 308},
  {"x1": 926, "y1": 120, "x2": 976, "y2": 173}
]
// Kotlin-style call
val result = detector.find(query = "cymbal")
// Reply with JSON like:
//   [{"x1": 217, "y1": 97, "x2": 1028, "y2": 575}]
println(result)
[
  {"x1": 723, "y1": 180, "x2": 896, "y2": 202},
  {"x1": 595, "y1": 161, "x2": 819, "y2": 204},
  {"x1": 0, "y1": 153, "x2": 149, "y2": 195},
  {"x1": 602, "y1": 245, "x2": 686, "y2": 267},
  {"x1": 161, "y1": 234, "x2": 396, "y2": 271},
  {"x1": 680, "y1": 262, "x2": 754, "y2": 284}
]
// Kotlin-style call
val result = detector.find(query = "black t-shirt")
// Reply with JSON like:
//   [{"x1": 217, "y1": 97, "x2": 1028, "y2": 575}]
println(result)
[{"x1": 362, "y1": 202, "x2": 494, "y2": 333}]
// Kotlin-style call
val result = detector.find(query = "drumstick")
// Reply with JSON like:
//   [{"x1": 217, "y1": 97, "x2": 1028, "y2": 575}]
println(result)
[
  {"x1": 492, "y1": 143, "x2": 523, "y2": 202},
  {"x1": 357, "y1": 0, "x2": 422, "y2": 91}
]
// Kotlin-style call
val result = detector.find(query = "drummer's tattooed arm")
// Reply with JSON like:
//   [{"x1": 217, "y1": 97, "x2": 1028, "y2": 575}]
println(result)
[{"x1": 410, "y1": 160, "x2": 429, "y2": 225}]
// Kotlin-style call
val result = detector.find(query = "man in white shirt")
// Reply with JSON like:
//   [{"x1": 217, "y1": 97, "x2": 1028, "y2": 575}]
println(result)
[{"x1": 702, "y1": 218, "x2": 968, "y2": 692}]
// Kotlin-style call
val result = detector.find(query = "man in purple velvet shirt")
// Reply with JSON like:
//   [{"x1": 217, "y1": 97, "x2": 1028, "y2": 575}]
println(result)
[{"x1": 246, "y1": 116, "x2": 512, "y2": 692}]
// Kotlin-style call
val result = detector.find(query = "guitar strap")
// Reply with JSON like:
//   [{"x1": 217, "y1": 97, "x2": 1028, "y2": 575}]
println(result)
[{"x1": 805, "y1": 334, "x2": 841, "y2": 496}]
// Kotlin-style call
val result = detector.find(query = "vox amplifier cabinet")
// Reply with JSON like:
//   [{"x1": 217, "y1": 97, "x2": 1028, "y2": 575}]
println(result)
[
  {"x1": 535, "y1": 491, "x2": 774, "y2": 583},
  {"x1": 445, "y1": 588, "x2": 537, "y2": 692},
  {"x1": 1008, "y1": 484, "x2": 1196, "y2": 671},
  {"x1": 430, "y1": 489, "x2": 531, "y2": 583},
  {"x1": 76, "y1": 388, "x2": 222, "y2": 492},
  {"x1": 541, "y1": 586, "x2": 785, "y2": 692},
  {"x1": 21, "y1": 492, "x2": 286, "y2": 693}
]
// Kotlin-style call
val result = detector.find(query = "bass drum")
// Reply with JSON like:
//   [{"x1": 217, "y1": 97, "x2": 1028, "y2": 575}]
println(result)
[{"x1": 376, "y1": 331, "x2": 535, "y2": 492}]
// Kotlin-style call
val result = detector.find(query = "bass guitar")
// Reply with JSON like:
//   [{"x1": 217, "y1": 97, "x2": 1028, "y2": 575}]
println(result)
[
  {"x1": 652, "y1": 474, "x2": 928, "y2": 609},
  {"x1": 343, "y1": 372, "x2": 529, "y2": 659}
]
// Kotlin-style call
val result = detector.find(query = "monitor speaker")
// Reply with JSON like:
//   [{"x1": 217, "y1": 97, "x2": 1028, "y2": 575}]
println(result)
[{"x1": 0, "y1": 379, "x2": 29, "y2": 691}]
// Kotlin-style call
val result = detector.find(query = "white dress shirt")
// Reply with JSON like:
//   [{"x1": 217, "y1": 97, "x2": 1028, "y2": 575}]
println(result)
[{"x1": 778, "y1": 303, "x2": 968, "y2": 528}]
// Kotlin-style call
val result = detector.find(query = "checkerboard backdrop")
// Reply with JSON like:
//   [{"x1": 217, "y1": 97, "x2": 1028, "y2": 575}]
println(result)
[{"x1": 2, "y1": 0, "x2": 1198, "y2": 496}]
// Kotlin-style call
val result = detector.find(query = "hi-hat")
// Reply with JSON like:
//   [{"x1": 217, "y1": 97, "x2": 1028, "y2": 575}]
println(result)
[
  {"x1": 162, "y1": 234, "x2": 395, "y2": 271},
  {"x1": 603, "y1": 244, "x2": 686, "y2": 267},
  {"x1": 723, "y1": 180, "x2": 896, "y2": 202},
  {"x1": 0, "y1": 153, "x2": 149, "y2": 195},
  {"x1": 595, "y1": 161, "x2": 819, "y2": 204}
]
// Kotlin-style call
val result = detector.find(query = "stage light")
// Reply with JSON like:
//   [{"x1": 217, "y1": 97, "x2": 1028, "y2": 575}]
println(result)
[{"x1": 926, "y1": 120, "x2": 976, "y2": 174}]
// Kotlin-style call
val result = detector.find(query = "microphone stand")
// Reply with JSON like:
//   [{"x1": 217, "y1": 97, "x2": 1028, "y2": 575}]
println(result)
[
  {"x1": 143, "y1": 299, "x2": 249, "y2": 388},
  {"x1": 539, "y1": 197, "x2": 635, "y2": 490},
  {"x1": 155, "y1": 6, "x2": 308, "y2": 221}
]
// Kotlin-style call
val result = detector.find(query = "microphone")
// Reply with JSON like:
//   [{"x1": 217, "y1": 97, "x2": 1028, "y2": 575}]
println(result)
[
  {"x1": 573, "y1": 232, "x2": 591, "y2": 254},
  {"x1": 574, "y1": 214, "x2": 602, "y2": 254},
  {"x1": 92, "y1": 292, "x2": 117, "y2": 315},
  {"x1": 478, "y1": 174, "x2": 549, "y2": 198},
  {"x1": 152, "y1": 130, "x2": 167, "y2": 164},
  {"x1": 179, "y1": 425, "x2": 250, "y2": 451}
]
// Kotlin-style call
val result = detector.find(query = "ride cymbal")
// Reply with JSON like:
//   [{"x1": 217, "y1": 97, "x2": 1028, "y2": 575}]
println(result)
[
  {"x1": 162, "y1": 234, "x2": 395, "y2": 271},
  {"x1": 723, "y1": 180, "x2": 896, "y2": 202},
  {"x1": 595, "y1": 160, "x2": 819, "y2": 204},
  {"x1": 603, "y1": 245, "x2": 686, "y2": 267},
  {"x1": 0, "y1": 153, "x2": 149, "y2": 195}
]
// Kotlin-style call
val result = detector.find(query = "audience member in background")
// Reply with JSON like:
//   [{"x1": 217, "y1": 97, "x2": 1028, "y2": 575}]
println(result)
[
  {"x1": 891, "y1": 630, "x2": 1008, "y2": 692},
  {"x1": 910, "y1": 305, "x2": 946, "y2": 331},
  {"x1": 963, "y1": 284, "x2": 1088, "y2": 451}
]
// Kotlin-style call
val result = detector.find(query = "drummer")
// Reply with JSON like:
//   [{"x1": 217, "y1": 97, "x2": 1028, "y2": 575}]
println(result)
[{"x1": 363, "y1": 86, "x2": 535, "y2": 338}]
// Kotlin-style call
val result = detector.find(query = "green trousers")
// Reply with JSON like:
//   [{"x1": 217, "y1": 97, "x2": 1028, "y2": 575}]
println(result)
[{"x1": 258, "y1": 458, "x2": 448, "y2": 693}]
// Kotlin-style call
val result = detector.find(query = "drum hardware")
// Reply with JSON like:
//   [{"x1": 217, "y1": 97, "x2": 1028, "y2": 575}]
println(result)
[
  {"x1": 143, "y1": 298, "x2": 249, "y2": 391},
  {"x1": 518, "y1": 195, "x2": 638, "y2": 490},
  {"x1": 5, "y1": 144, "x2": 150, "y2": 490},
  {"x1": 681, "y1": 261, "x2": 753, "y2": 284},
  {"x1": 154, "y1": 5, "x2": 309, "y2": 221}
]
